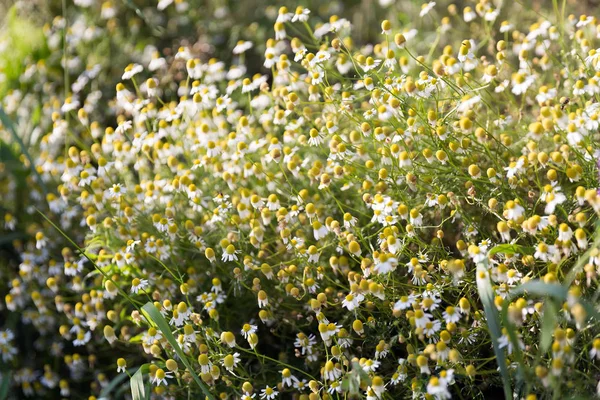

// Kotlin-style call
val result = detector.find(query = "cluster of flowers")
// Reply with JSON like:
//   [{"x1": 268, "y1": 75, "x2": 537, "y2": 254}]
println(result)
[{"x1": 2, "y1": 0, "x2": 600, "y2": 399}]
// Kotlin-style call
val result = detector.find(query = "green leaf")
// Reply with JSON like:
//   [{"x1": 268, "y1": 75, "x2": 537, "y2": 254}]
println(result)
[
  {"x1": 488, "y1": 244, "x2": 533, "y2": 257},
  {"x1": 37, "y1": 210, "x2": 144, "y2": 308},
  {"x1": 340, "y1": 376, "x2": 356, "y2": 395},
  {"x1": 540, "y1": 301, "x2": 558, "y2": 353},
  {"x1": 341, "y1": 361, "x2": 368, "y2": 395},
  {"x1": 0, "y1": 371, "x2": 10, "y2": 400},
  {"x1": 130, "y1": 364, "x2": 149, "y2": 400},
  {"x1": 141, "y1": 302, "x2": 215, "y2": 399},
  {"x1": 354, "y1": 360, "x2": 371, "y2": 384},
  {"x1": 99, "y1": 367, "x2": 140, "y2": 399},
  {"x1": 128, "y1": 333, "x2": 144, "y2": 343},
  {"x1": 510, "y1": 281, "x2": 568, "y2": 301},
  {"x1": 0, "y1": 138, "x2": 20, "y2": 165},
  {"x1": 475, "y1": 261, "x2": 512, "y2": 400}
]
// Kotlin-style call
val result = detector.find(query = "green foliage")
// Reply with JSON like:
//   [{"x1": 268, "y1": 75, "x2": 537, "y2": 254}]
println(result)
[{"x1": 0, "y1": 6, "x2": 47, "y2": 95}]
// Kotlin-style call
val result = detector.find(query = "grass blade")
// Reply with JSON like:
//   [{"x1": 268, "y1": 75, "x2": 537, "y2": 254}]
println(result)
[
  {"x1": 37, "y1": 210, "x2": 144, "y2": 308},
  {"x1": 540, "y1": 300, "x2": 558, "y2": 353},
  {"x1": 41, "y1": 212, "x2": 213, "y2": 399},
  {"x1": 488, "y1": 244, "x2": 533, "y2": 257},
  {"x1": 130, "y1": 364, "x2": 149, "y2": 400},
  {"x1": 476, "y1": 260, "x2": 512, "y2": 400},
  {"x1": 99, "y1": 367, "x2": 137, "y2": 399},
  {"x1": 141, "y1": 302, "x2": 215, "y2": 400},
  {"x1": 0, "y1": 371, "x2": 10, "y2": 400},
  {"x1": 509, "y1": 281, "x2": 568, "y2": 300}
]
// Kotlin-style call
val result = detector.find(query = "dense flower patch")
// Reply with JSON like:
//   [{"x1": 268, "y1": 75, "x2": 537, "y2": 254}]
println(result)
[{"x1": 1, "y1": 1, "x2": 600, "y2": 399}]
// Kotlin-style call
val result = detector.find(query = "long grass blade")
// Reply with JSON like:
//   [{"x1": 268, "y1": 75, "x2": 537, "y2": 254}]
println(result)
[
  {"x1": 476, "y1": 260, "x2": 512, "y2": 400},
  {"x1": 509, "y1": 281, "x2": 568, "y2": 300},
  {"x1": 130, "y1": 364, "x2": 149, "y2": 400},
  {"x1": 99, "y1": 367, "x2": 137, "y2": 399},
  {"x1": 488, "y1": 244, "x2": 533, "y2": 257},
  {"x1": 37, "y1": 209, "x2": 144, "y2": 308},
  {"x1": 141, "y1": 302, "x2": 215, "y2": 400},
  {"x1": 0, "y1": 371, "x2": 10, "y2": 400},
  {"x1": 540, "y1": 300, "x2": 558, "y2": 353}
]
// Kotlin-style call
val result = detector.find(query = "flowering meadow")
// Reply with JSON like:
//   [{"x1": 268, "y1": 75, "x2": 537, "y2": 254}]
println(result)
[{"x1": 2, "y1": 0, "x2": 600, "y2": 399}]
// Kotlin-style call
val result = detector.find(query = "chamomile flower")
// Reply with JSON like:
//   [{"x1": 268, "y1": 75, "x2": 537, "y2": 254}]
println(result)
[
  {"x1": 260, "y1": 385, "x2": 279, "y2": 399},
  {"x1": 276, "y1": 7, "x2": 293, "y2": 23},
  {"x1": 420, "y1": 2, "x2": 436, "y2": 17},
  {"x1": 342, "y1": 293, "x2": 363, "y2": 311},
  {"x1": 374, "y1": 254, "x2": 398, "y2": 274},
  {"x1": 130, "y1": 278, "x2": 149, "y2": 293},
  {"x1": 274, "y1": 22, "x2": 286, "y2": 41},
  {"x1": 222, "y1": 244, "x2": 240, "y2": 262},
  {"x1": 116, "y1": 358, "x2": 127, "y2": 373},
  {"x1": 222, "y1": 352, "x2": 241, "y2": 372},
  {"x1": 558, "y1": 223, "x2": 573, "y2": 242},
  {"x1": 312, "y1": 220, "x2": 328, "y2": 240},
  {"x1": 240, "y1": 323, "x2": 257, "y2": 339},
  {"x1": 281, "y1": 368, "x2": 299, "y2": 387},
  {"x1": 151, "y1": 369, "x2": 172, "y2": 386},
  {"x1": 122, "y1": 63, "x2": 143, "y2": 80},
  {"x1": 219, "y1": 331, "x2": 237, "y2": 348},
  {"x1": 463, "y1": 6, "x2": 476, "y2": 22},
  {"x1": 427, "y1": 376, "x2": 451, "y2": 399},
  {"x1": 233, "y1": 41, "x2": 253, "y2": 55},
  {"x1": 107, "y1": 183, "x2": 124, "y2": 200}
]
